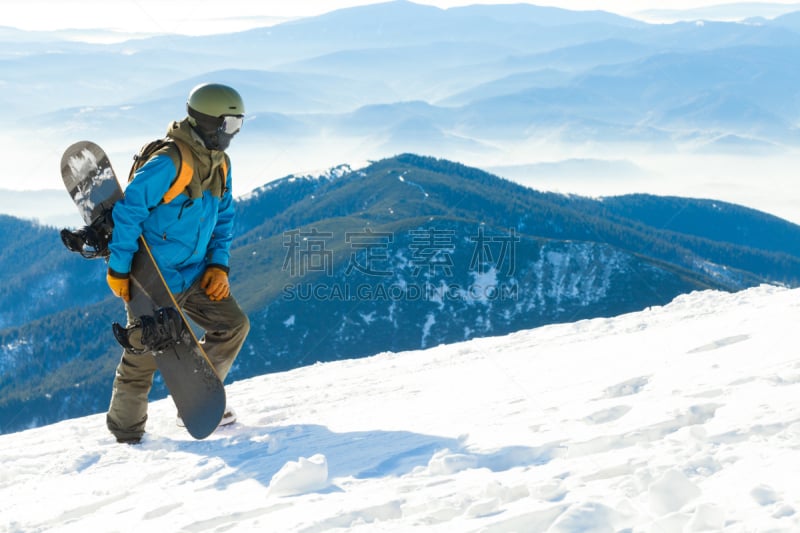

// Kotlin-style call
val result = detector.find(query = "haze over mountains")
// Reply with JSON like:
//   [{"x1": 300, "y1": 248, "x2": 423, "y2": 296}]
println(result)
[
  {"x1": 638, "y1": 2, "x2": 800, "y2": 22},
  {"x1": 4, "y1": 1, "x2": 800, "y2": 222}
]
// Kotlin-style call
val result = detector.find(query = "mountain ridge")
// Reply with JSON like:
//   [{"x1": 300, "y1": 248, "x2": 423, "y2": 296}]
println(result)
[{"x1": 2, "y1": 154, "x2": 800, "y2": 433}]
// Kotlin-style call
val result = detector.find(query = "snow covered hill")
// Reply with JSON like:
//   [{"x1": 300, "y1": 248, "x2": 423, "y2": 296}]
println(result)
[{"x1": 3, "y1": 285, "x2": 800, "y2": 532}]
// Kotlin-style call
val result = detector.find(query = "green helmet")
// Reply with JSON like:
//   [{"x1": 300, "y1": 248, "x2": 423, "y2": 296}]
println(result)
[
  {"x1": 187, "y1": 83, "x2": 245, "y2": 118},
  {"x1": 186, "y1": 83, "x2": 245, "y2": 150}
]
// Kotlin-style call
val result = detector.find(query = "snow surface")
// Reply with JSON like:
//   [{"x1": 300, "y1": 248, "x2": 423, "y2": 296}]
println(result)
[{"x1": 3, "y1": 285, "x2": 800, "y2": 532}]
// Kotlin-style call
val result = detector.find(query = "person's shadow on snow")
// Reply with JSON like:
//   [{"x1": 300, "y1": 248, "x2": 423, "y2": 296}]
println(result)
[{"x1": 169, "y1": 423, "x2": 561, "y2": 492}]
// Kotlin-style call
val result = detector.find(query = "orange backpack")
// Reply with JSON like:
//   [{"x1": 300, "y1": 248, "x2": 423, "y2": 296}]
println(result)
[{"x1": 128, "y1": 138, "x2": 228, "y2": 203}]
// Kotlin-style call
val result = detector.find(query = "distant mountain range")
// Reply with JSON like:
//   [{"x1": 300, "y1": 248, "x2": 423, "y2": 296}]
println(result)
[
  {"x1": 26, "y1": 16, "x2": 800, "y2": 146},
  {"x1": 2, "y1": 154, "x2": 800, "y2": 434},
  {"x1": 6, "y1": 0, "x2": 800, "y2": 204},
  {"x1": 0, "y1": 189, "x2": 80, "y2": 227}
]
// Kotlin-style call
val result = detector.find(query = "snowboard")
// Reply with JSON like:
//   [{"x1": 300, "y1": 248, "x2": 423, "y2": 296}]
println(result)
[{"x1": 60, "y1": 140, "x2": 226, "y2": 440}]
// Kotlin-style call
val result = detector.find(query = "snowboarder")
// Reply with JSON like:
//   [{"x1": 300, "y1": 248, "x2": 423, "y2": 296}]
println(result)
[{"x1": 105, "y1": 83, "x2": 251, "y2": 444}]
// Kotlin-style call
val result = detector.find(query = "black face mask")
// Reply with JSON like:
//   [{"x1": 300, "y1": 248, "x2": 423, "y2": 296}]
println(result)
[
  {"x1": 198, "y1": 129, "x2": 236, "y2": 151},
  {"x1": 188, "y1": 109, "x2": 243, "y2": 151}
]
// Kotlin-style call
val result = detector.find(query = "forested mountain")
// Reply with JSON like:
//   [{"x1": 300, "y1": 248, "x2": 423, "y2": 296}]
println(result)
[{"x1": 3, "y1": 155, "x2": 799, "y2": 434}]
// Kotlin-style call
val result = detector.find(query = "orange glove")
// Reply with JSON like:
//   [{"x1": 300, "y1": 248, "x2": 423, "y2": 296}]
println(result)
[
  {"x1": 107, "y1": 269, "x2": 130, "y2": 302},
  {"x1": 200, "y1": 266, "x2": 230, "y2": 301}
]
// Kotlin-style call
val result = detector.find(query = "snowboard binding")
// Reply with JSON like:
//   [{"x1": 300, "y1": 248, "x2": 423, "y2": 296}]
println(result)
[
  {"x1": 113, "y1": 307, "x2": 186, "y2": 354},
  {"x1": 60, "y1": 208, "x2": 114, "y2": 259}
]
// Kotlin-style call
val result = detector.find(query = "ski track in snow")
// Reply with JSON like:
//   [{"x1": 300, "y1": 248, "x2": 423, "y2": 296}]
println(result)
[{"x1": 2, "y1": 285, "x2": 800, "y2": 532}]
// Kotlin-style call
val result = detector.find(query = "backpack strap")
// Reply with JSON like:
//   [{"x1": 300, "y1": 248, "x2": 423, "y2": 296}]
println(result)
[
  {"x1": 221, "y1": 155, "x2": 229, "y2": 192},
  {"x1": 129, "y1": 139, "x2": 171, "y2": 184},
  {"x1": 162, "y1": 139, "x2": 194, "y2": 204}
]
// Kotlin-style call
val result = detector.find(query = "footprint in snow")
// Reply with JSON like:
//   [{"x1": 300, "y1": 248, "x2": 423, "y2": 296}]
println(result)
[
  {"x1": 687, "y1": 334, "x2": 750, "y2": 354},
  {"x1": 602, "y1": 376, "x2": 650, "y2": 399},
  {"x1": 584, "y1": 405, "x2": 632, "y2": 424},
  {"x1": 750, "y1": 485, "x2": 797, "y2": 519}
]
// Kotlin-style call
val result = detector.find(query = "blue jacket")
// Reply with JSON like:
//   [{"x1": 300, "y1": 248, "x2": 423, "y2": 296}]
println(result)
[{"x1": 108, "y1": 149, "x2": 235, "y2": 294}]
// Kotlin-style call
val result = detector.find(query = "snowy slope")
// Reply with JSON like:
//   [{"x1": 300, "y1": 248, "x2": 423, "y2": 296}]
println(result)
[{"x1": 3, "y1": 285, "x2": 800, "y2": 532}]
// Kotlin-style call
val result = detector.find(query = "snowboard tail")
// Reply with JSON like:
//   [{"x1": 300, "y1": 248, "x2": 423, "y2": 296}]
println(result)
[{"x1": 128, "y1": 237, "x2": 226, "y2": 439}]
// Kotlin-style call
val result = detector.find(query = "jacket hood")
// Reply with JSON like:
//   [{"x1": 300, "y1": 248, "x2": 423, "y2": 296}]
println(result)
[{"x1": 165, "y1": 119, "x2": 228, "y2": 199}]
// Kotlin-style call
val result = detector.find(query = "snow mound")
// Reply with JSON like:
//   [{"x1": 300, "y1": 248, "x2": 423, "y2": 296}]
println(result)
[{"x1": 268, "y1": 454, "x2": 329, "y2": 496}]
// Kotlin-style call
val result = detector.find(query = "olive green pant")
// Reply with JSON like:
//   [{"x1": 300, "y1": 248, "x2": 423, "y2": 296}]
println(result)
[{"x1": 106, "y1": 278, "x2": 250, "y2": 441}]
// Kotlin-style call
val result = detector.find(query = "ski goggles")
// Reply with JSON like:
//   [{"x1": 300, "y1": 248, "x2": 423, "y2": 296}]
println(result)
[{"x1": 219, "y1": 115, "x2": 244, "y2": 135}]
